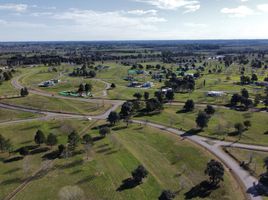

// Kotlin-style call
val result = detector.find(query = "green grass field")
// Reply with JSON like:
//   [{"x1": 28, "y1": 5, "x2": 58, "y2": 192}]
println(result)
[
  {"x1": 1, "y1": 94, "x2": 111, "y2": 116},
  {"x1": 225, "y1": 147, "x2": 267, "y2": 177},
  {"x1": 0, "y1": 108, "x2": 41, "y2": 122},
  {"x1": 0, "y1": 120, "x2": 243, "y2": 200},
  {"x1": 135, "y1": 105, "x2": 268, "y2": 145}
]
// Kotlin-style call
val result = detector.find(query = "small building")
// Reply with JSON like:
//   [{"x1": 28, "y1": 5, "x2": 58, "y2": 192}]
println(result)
[
  {"x1": 128, "y1": 81, "x2": 142, "y2": 88},
  {"x1": 38, "y1": 79, "x2": 60, "y2": 87},
  {"x1": 142, "y1": 82, "x2": 154, "y2": 88},
  {"x1": 206, "y1": 91, "x2": 225, "y2": 97},
  {"x1": 160, "y1": 88, "x2": 173, "y2": 95}
]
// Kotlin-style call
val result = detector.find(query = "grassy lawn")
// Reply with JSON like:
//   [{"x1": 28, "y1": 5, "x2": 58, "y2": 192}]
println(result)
[
  {"x1": 135, "y1": 105, "x2": 268, "y2": 145},
  {"x1": 20, "y1": 67, "x2": 107, "y2": 96},
  {"x1": 224, "y1": 147, "x2": 267, "y2": 177},
  {"x1": 1, "y1": 94, "x2": 111, "y2": 116},
  {"x1": 0, "y1": 119, "x2": 96, "y2": 199},
  {"x1": 0, "y1": 121, "x2": 243, "y2": 200},
  {"x1": 0, "y1": 108, "x2": 41, "y2": 122},
  {"x1": 0, "y1": 80, "x2": 19, "y2": 97}
]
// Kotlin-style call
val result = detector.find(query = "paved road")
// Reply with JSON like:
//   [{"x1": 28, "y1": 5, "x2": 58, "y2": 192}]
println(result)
[{"x1": 2, "y1": 74, "x2": 268, "y2": 200}]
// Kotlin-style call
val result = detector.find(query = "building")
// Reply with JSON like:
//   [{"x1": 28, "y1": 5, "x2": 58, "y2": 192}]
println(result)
[{"x1": 206, "y1": 91, "x2": 225, "y2": 97}]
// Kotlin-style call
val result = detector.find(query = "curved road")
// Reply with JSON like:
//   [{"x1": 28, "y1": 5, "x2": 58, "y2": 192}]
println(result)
[{"x1": 1, "y1": 74, "x2": 267, "y2": 200}]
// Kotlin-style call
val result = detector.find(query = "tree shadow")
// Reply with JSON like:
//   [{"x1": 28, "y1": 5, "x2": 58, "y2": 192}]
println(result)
[
  {"x1": 247, "y1": 182, "x2": 268, "y2": 197},
  {"x1": 77, "y1": 175, "x2": 96, "y2": 184},
  {"x1": 42, "y1": 150, "x2": 60, "y2": 160},
  {"x1": 97, "y1": 144, "x2": 109, "y2": 148},
  {"x1": 30, "y1": 147, "x2": 50, "y2": 155},
  {"x1": 111, "y1": 126, "x2": 128, "y2": 131},
  {"x1": 181, "y1": 129, "x2": 202, "y2": 137},
  {"x1": 92, "y1": 136, "x2": 104, "y2": 142},
  {"x1": 60, "y1": 159, "x2": 84, "y2": 169},
  {"x1": 184, "y1": 181, "x2": 219, "y2": 199},
  {"x1": 116, "y1": 178, "x2": 139, "y2": 192},
  {"x1": 228, "y1": 131, "x2": 239, "y2": 137},
  {"x1": 96, "y1": 147, "x2": 112, "y2": 154},
  {"x1": 3, "y1": 167, "x2": 21, "y2": 174},
  {"x1": 15, "y1": 145, "x2": 39, "y2": 153},
  {"x1": 3, "y1": 156, "x2": 24, "y2": 163},
  {"x1": 105, "y1": 150, "x2": 118, "y2": 155},
  {"x1": 0, "y1": 178, "x2": 22, "y2": 185}
]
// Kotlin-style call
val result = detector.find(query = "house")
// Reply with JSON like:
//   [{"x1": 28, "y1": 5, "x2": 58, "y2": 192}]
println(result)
[
  {"x1": 38, "y1": 79, "x2": 60, "y2": 87},
  {"x1": 142, "y1": 82, "x2": 154, "y2": 88},
  {"x1": 160, "y1": 88, "x2": 173, "y2": 95},
  {"x1": 206, "y1": 91, "x2": 225, "y2": 97},
  {"x1": 128, "y1": 81, "x2": 142, "y2": 88}
]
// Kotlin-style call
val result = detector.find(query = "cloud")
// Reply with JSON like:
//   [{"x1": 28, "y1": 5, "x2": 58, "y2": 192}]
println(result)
[
  {"x1": 53, "y1": 9, "x2": 166, "y2": 31},
  {"x1": 127, "y1": 9, "x2": 158, "y2": 15},
  {"x1": 135, "y1": 0, "x2": 200, "y2": 12},
  {"x1": 0, "y1": 3, "x2": 28, "y2": 12},
  {"x1": 184, "y1": 22, "x2": 207, "y2": 28},
  {"x1": 221, "y1": 5, "x2": 254, "y2": 17},
  {"x1": 257, "y1": 4, "x2": 268, "y2": 12}
]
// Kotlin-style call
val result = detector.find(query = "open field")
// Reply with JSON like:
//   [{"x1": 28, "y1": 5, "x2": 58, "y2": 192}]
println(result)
[
  {"x1": 0, "y1": 108, "x2": 41, "y2": 122},
  {"x1": 135, "y1": 105, "x2": 268, "y2": 146},
  {"x1": 0, "y1": 120, "x2": 243, "y2": 200},
  {"x1": 1, "y1": 94, "x2": 110, "y2": 115},
  {"x1": 225, "y1": 147, "x2": 267, "y2": 177}
]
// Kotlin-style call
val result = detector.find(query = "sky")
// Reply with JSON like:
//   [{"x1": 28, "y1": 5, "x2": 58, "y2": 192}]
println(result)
[{"x1": 0, "y1": 0, "x2": 268, "y2": 41}]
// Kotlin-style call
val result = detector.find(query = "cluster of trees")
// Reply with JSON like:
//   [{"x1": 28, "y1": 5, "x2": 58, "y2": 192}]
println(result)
[
  {"x1": 230, "y1": 88, "x2": 253, "y2": 109},
  {"x1": 233, "y1": 120, "x2": 251, "y2": 139},
  {"x1": 70, "y1": 65, "x2": 96, "y2": 78},
  {"x1": 20, "y1": 87, "x2": 29, "y2": 97},
  {"x1": 240, "y1": 74, "x2": 258, "y2": 85},
  {"x1": 78, "y1": 83, "x2": 92, "y2": 94},
  {"x1": 182, "y1": 100, "x2": 216, "y2": 130},
  {"x1": 165, "y1": 75, "x2": 195, "y2": 93},
  {"x1": 0, "y1": 69, "x2": 14, "y2": 82}
]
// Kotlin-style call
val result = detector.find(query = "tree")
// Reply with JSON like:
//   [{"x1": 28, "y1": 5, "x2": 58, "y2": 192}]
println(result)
[
  {"x1": 20, "y1": 87, "x2": 29, "y2": 97},
  {"x1": 166, "y1": 90, "x2": 174, "y2": 102},
  {"x1": 58, "y1": 144, "x2": 66, "y2": 158},
  {"x1": 107, "y1": 111, "x2": 120, "y2": 125},
  {"x1": 183, "y1": 99, "x2": 194, "y2": 112},
  {"x1": 34, "y1": 130, "x2": 46, "y2": 145},
  {"x1": 46, "y1": 133, "x2": 58, "y2": 147},
  {"x1": 234, "y1": 123, "x2": 244, "y2": 139},
  {"x1": 251, "y1": 74, "x2": 258, "y2": 82},
  {"x1": 85, "y1": 83, "x2": 92, "y2": 94},
  {"x1": 120, "y1": 102, "x2": 134, "y2": 126},
  {"x1": 243, "y1": 120, "x2": 251, "y2": 130},
  {"x1": 131, "y1": 165, "x2": 148, "y2": 184},
  {"x1": 159, "y1": 190, "x2": 176, "y2": 200},
  {"x1": 146, "y1": 98, "x2": 163, "y2": 112},
  {"x1": 241, "y1": 88, "x2": 249, "y2": 99},
  {"x1": 144, "y1": 91, "x2": 149, "y2": 100},
  {"x1": 230, "y1": 93, "x2": 241, "y2": 106},
  {"x1": 82, "y1": 134, "x2": 92, "y2": 144},
  {"x1": 204, "y1": 105, "x2": 215, "y2": 115},
  {"x1": 196, "y1": 112, "x2": 210, "y2": 130},
  {"x1": 78, "y1": 83, "x2": 85, "y2": 93},
  {"x1": 133, "y1": 92, "x2": 142, "y2": 100},
  {"x1": 110, "y1": 83, "x2": 116, "y2": 89},
  {"x1": 68, "y1": 131, "x2": 80, "y2": 150},
  {"x1": 205, "y1": 159, "x2": 224, "y2": 185},
  {"x1": 0, "y1": 134, "x2": 12, "y2": 153},
  {"x1": 99, "y1": 126, "x2": 110, "y2": 138}
]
